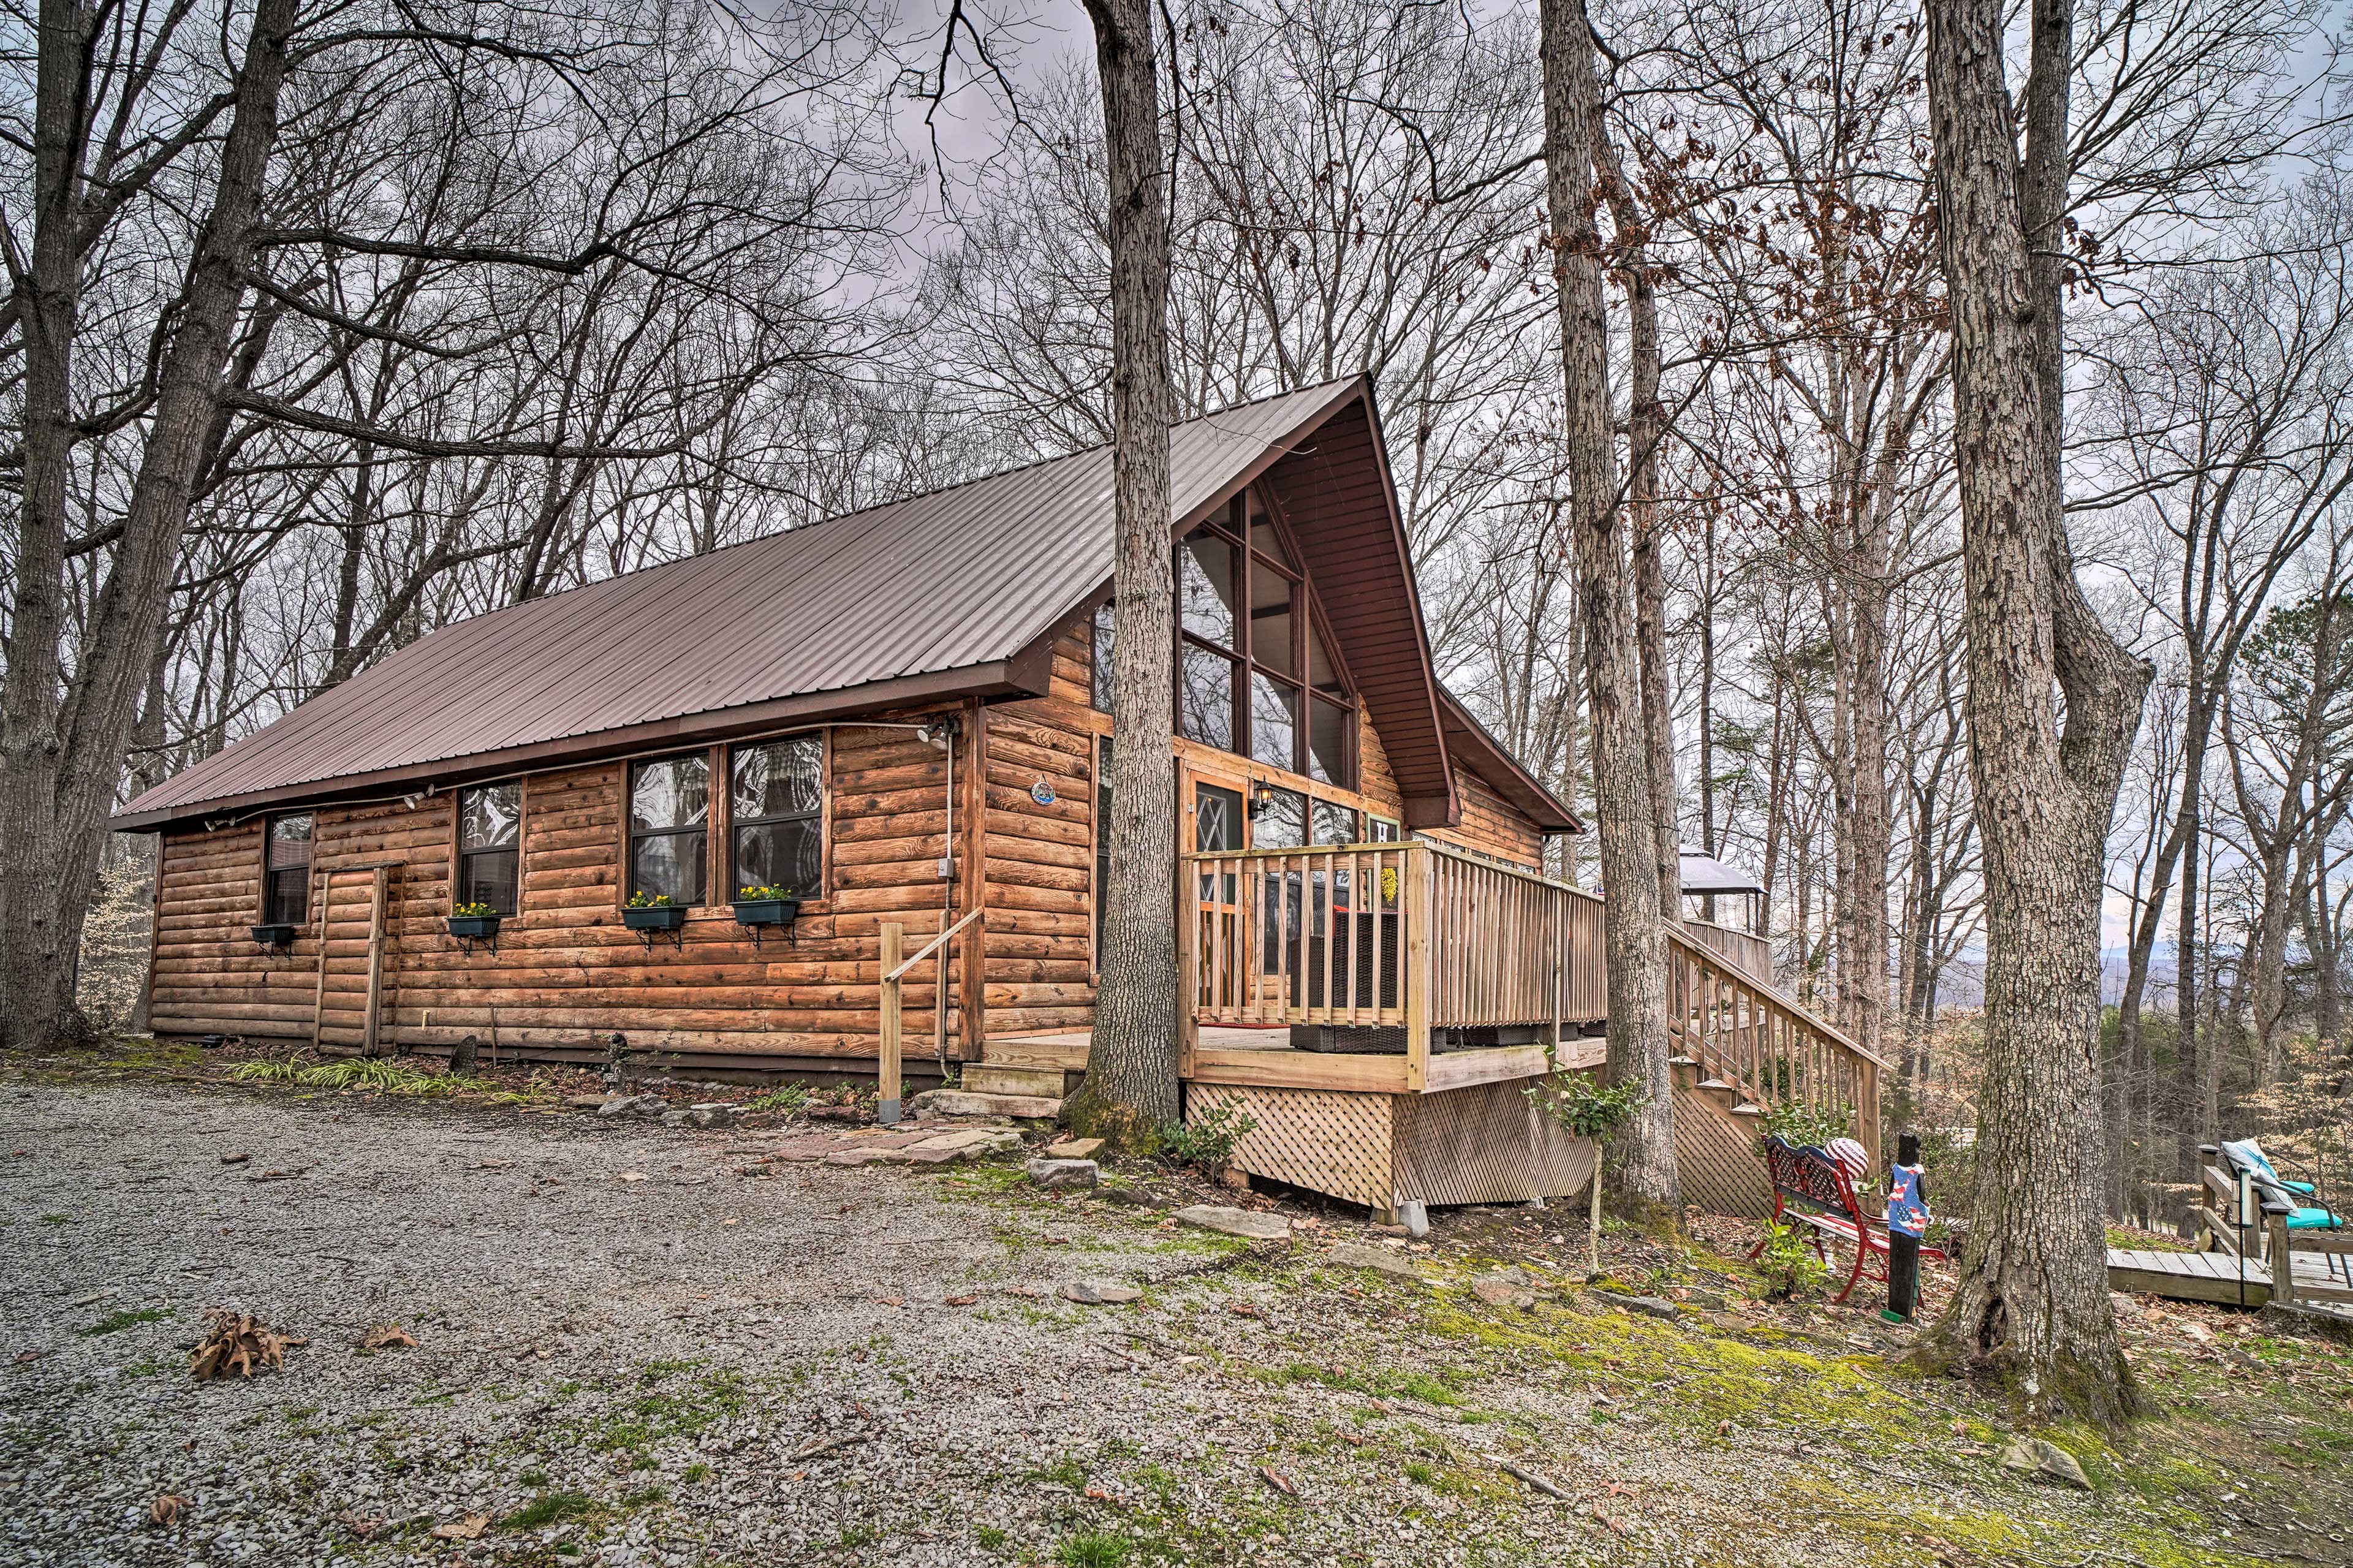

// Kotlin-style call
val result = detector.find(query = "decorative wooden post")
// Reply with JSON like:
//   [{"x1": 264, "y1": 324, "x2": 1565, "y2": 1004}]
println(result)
[
  {"x1": 1404, "y1": 843, "x2": 1433, "y2": 1093},
  {"x1": 2268, "y1": 1213, "x2": 2297, "y2": 1307},
  {"x1": 877, "y1": 922, "x2": 903, "y2": 1124}
]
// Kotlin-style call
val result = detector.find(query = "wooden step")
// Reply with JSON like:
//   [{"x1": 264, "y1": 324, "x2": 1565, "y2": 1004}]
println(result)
[
  {"x1": 962, "y1": 1063, "x2": 1067, "y2": 1099},
  {"x1": 908, "y1": 1088, "x2": 1062, "y2": 1121}
]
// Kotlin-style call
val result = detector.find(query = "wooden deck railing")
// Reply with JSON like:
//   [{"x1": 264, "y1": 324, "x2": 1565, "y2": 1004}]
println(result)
[
  {"x1": 1680, "y1": 917, "x2": 1776, "y2": 988},
  {"x1": 1664, "y1": 923, "x2": 1885, "y2": 1166},
  {"x1": 1181, "y1": 840, "x2": 1608, "y2": 1091}
]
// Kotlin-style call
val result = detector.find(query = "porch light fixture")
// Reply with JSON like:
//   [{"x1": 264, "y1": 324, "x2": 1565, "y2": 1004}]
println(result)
[{"x1": 1248, "y1": 781, "x2": 1278, "y2": 818}]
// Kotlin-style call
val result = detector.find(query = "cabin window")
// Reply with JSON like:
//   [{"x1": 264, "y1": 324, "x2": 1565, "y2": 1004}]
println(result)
[
  {"x1": 263, "y1": 814, "x2": 313, "y2": 925},
  {"x1": 730, "y1": 734, "x2": 824, "y2": 896},
  {"x1": 1090, "y1": 602, "x2": 1116, "y2": 711},
  {"x1": 457, "y1": 783, "x2": 521, "y2": 914},
  {"x1": 629, "y1": 754, "x2": 709, "y2": 906},
  {"x1": 1366, "y1": 815, "x2": 1402, "y2": 843},
  {"x1": 1311, "y1": 800, "x2": 1359, "y2": 846},
  {"x1": 1251, "y1": 784, "x2": 1308, "y2": 849},
  {"x1": 1174, "y1": 488, "x2": 1353, "y2": 786}
]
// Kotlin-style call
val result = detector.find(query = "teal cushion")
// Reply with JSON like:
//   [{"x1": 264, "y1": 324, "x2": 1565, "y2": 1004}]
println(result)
[
  {"x1": 2283, "y1": 1180, "x2": 2317, "y2": 1194},
  {"x1": 2286, "y1": 1207, "x2": 2345, "y2": 1231}
]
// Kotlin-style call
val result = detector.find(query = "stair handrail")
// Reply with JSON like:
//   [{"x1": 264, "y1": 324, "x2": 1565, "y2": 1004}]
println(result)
[{"x1": 1664, "y1": 921, "x2": 1886, "y2": 1168}]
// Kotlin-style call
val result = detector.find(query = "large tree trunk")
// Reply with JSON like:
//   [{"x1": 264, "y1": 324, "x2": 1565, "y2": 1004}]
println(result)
[
  {"x1": 1919, "y1": 0, "x2": 2150, "y2": 1428},
  {"x1": 1064, "y1": 0, "x2": 1181, "y2": 1143},
  {"x1": 1538, "y1": 0, "x2": 1680, "y2": 1219},
  {"x1": 0, "y1": 0, "x2": 298, "y2": 1053}
]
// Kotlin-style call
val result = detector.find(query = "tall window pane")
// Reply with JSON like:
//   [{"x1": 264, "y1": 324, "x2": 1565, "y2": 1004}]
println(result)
[
  {"x1": 1250, "y1": 557, "x2": 1295, "y2": 676},
  {"x1": 458, "y1": 782, "x2": 521, "y2": 914},
  {"x1": 265, "y1": 814, "x2": 313, "y2": 925},
  {"x1": 1306, "y1": 623, "x2": 1343, "y2": 694},
  {"x1": 1179, "y1": 529, "x2": 1235, "y2": 646},
  {"x1": 1179, "y1": 644, "x2": 1236, "y2": 749},
  {"x1": 1308, "y1": 695, "x2": 1351, "y2": 786},
  {"x1": 732, "y1": 735, "x2": 823, "y2": 895},
  {"x1": 629, "y1": 754, "x2": 708, "y2": 905},
  {"x1": 1251, "y1": 672, "x2": 1300, "y2": 771},
  {"x1": 1091, "y1": 601, "x2": 1116, "y2": 711}
]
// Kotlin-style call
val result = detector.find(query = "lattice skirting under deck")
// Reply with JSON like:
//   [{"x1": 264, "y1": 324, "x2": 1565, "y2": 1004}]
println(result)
[
  {"x1": 1188, "y1": 1079, "x2": 1595, "y2": 1214},
  {"x1": 1673, "y1": 1081, "x2": 1775, "y2": 1219}
]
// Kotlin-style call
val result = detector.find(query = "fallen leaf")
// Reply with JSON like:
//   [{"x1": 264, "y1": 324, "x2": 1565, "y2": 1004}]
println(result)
[
  {"x1": 428, "y1": 1514, "x2": 489, "y2": 1540},
  {"x1": 149, "y1": 1494, "x2": 190, "y2": 1527},
  {"x1": 1226, "y1": 1300, "x2": 1262, "y2": 1319},
  {"x1": 14, "y1": 1350, "x2": 48, "y2": 1365},
  {"x1": 1339, "y1": 1432, "x2": 1364, "y2": 1447},
  {"x1": 219, "y1": 1153, "x2": 249, "y2": 1165},
  {"x1": 358, "y1": 1324, "x2": 417, "y2": 1351},
  {"x1": 618, "y1": 1171, "x2": 649, "y2": 1183},
  {"x1": 1083, "y1": 1486, "x2": 1114, "y2": 1502},
  {"x1": 189, "y1": 1311, "x2": 305, "y2": 1381},
  {"x1": 1259, "y1": 1465, "x2": 1297, "y2": 1496},
  {"x1": 877, "y1": 1295, "x2": 904, "y2": 1308},
  {"x1": 944, "y1": 1294, "x2": 977, "y2": 1307}
]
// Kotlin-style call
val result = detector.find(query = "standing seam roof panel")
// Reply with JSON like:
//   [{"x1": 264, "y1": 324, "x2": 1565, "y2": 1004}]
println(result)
[{"x1": 120, "y1": 382, "x2": 1366, "y2": 824}]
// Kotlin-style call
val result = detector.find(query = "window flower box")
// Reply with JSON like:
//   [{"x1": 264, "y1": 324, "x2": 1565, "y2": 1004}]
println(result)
[
  {"x1": 445, "y1": 914, "x2": 502, "y2": 939},
  {"x1": 730, "y1": 890, "x2": 802, "y2": 929},
  {"x1": 623, "y1": 904, "x2": 688, "y2": 933},
  {"x1": 249, "y1": 923, "x2": 297, "y2": 948}
]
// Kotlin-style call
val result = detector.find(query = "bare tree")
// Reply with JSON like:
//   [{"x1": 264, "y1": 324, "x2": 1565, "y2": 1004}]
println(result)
[
  {"x1": 1061, "y1": 0, "x2": 1183, "y2": 1142},
  {"x1": 1919, "y1": 0, "x2": 2151, "y2": 1426},
  {"x1": 1537, "y1": 0, "x2": 1679, "y2": 1218}
]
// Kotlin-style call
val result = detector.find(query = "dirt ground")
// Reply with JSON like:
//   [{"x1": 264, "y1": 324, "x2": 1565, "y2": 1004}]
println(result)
[{"x1": 2, "y1": 1041, "x2": 2349, "y2": 1568}]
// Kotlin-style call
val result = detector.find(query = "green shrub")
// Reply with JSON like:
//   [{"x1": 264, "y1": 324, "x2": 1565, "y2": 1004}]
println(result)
[
  {"x1": 745, "y1": 1083, "x2": 811, "y2": 1115},
  {"x1": 224, "y1": 1056, "x2": 303, "y2": 1082},
  {"x1": 1757, "y1": 1098, "x2": 1857, "y2": 1154},
  {"x1": 1055, "y1": 1534, "x2": 1129, "y2": 1568},
  {"x1": 1754, "y1": 1221, "x2": 1828, "y2": 1301},
  {"x1": 1157, "y1": 1097, "x2": 1257, "y2": 1175},
  {"x1": 1524, "y1": 1067, "x2": 1646, "y2": 1139}
]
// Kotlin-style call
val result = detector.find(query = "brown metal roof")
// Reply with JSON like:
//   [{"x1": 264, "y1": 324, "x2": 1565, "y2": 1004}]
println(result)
[
  {"x1": 119, "y1": 381, "x2": 1382, "y2": 828},
  {"x1": 118, "y1": 378, "x2": 1566, "y2": 836},
  {"x1": 1259, "y1": 396, "x2": 1460, "y2": 827}
]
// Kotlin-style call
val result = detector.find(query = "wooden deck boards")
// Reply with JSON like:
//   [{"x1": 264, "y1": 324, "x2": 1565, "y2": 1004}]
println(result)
[
  {"x1": 2107, "y1": 1245, "x2": 2353, "y2": 1314},
  {"x1": 983, "y1": 1027, "x2": 1580, "y2": 1096}
]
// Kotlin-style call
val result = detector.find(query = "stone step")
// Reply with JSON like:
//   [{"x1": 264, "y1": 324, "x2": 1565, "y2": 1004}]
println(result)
[
  {"x1": 961, "y1": 1063, "x2": 1067, "y2": 1099},
  {"x1": 907, "y1": 1088, "x2": 1063, "y2": 1122}
]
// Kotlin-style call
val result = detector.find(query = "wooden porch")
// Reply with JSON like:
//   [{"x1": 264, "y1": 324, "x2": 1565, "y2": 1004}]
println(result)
[{"x1": 952, "y1": 839, "x2": 1884, "y2": 1219}]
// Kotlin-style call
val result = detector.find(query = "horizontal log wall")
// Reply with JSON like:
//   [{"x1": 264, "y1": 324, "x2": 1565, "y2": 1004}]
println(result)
[
  {"x1": 150, "y1": 615, "x2": 1555, "y2": 1061},
  {"x1": 150, "y1": 703, "x2": 975, "y2": 1067}
]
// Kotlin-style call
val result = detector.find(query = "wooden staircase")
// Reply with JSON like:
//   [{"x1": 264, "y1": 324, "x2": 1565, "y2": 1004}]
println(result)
[{"x1": 1661, "y1": 922, "x2": 1886, "y2": 1168}]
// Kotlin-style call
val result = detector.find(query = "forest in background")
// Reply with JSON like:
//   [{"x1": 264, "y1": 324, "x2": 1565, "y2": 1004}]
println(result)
[{"x1": 8, "y1": 0, "x2": 2349, "y2": 1227}]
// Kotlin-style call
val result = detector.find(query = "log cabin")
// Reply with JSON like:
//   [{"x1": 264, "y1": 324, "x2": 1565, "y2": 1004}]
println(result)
[{"x1": 118, "y1": 377, "x2": 1878, "y2": 1219}]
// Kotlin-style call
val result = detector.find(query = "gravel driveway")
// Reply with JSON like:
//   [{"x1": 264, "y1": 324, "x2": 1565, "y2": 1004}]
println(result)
[{"x1": 4, "y1": 1072, "x2": 2261, "y2": 1568}]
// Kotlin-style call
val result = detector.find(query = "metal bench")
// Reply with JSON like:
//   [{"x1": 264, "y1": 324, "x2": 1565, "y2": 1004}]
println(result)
[{"x1": 1750, "y1": 1133, "x2": 1946, "y2": 1305}]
